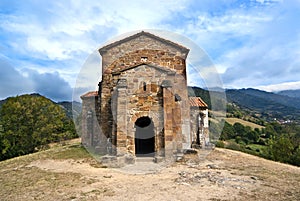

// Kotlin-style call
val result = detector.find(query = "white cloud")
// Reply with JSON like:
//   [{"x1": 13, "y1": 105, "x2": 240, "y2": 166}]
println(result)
[
  {"x1": 197, "y1": 1, "x2": 300, "y2": 89},
  {"x1": 74, "y1": 50, "x2": 102, "y2": 90},
  {"x1": 1, "y1": 0, "x2": 190, "y2": 61},
  {"x1": 257, "y1": 81, "x2": 300, "y2": 92},
  {"x1": 0, "y1": 58, "x2": 34, "y2": 98},
  {"x1": 1, "y1": 0, "x2": 300, "y2": 101},
  {"x1": 0, "y1": 58, "x2": 72, "y2": 101}
]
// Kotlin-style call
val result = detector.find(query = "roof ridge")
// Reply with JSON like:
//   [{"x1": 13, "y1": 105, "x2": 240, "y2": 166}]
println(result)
[{"x1": 99, "y1": 31, "x2": 189, "y2": 55}]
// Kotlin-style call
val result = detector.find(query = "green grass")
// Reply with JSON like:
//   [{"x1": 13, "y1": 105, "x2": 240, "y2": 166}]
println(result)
[
  {"x1": 245, "y1": 144, "x2": 270, "y2": 158},
  {"x1": 48, "y1": 144, "x2": 91, "y2": 160},
  {"x1": 0, "y1": 140, "x2": 95, "y2": 167},
  {"x1": 220, "y1": 139, "x2": 272, "y2": 160}
]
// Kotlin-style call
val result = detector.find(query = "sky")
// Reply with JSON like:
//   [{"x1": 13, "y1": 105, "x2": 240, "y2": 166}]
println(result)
[{"x1": 0, "y1": 0, "x2": 300, "y2": 101}]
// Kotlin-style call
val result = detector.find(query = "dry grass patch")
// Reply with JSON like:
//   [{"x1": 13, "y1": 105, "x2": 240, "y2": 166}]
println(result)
[
  {"x1": 226, "y1": 118, "x2": 264, "y2": 129},
  {"x1": 1, "y1": 141, "x2": 300, "y2": 201}
]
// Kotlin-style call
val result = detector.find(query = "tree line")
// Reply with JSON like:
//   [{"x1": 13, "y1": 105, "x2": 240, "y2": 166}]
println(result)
[
  {"x1": 0, "y1": 95, "x2": 77, "y2": 161},
  {"x1": 211, "y1": 120, "x2": 300, "y2": 166}
]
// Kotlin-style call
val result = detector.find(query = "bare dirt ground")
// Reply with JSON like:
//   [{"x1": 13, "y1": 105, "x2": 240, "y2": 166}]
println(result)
[{"x1": 1, "y1": 142, "x2": 300, "y2": 201}]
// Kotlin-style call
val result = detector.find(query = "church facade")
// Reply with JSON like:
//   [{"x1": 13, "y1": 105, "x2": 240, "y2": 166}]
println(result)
[{"x1": 81, "y1": 31, "x2": 209, "y2": 164}]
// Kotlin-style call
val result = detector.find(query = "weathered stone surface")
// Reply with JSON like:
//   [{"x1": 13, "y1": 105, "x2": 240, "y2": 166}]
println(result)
[{"x1": 81, "y1": 31, "x2": 209, "y2": 165}]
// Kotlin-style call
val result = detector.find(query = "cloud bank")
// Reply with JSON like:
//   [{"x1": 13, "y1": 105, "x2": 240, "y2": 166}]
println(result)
[
  {"x1": 0, "y1": 57, "x2": 72, "y2": 101},
  {"x1": 0, "y1": 0, "x2": 299, "y2": 101}
]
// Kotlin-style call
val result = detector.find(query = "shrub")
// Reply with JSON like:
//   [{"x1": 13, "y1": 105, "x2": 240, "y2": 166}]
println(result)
[
  {"x1": 215, "y1": 140, "x2": 225, "y2": 148},
  {"x1": 225, "y1": 141, "x2": 241, "y2": 151}
]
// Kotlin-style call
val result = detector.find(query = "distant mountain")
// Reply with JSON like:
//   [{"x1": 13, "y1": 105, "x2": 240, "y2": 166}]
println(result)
[
  {"x1": 277, "y1": 89, "x2": 300, "y2": 99},
  {"x1": 226, "y1": 88, "x2": 300, "y2": 121},
  {"x1": 188, "y1": 86, "x2": 227, "y2": 111},
  {"x1": 57, "y1": 101, "x2": 82, "y2": 119},
  {"x1": 226, "y1": 89, "x2": 300, "y2": 120},
  {"x1": 237, "y1": 88, "x2": 300, "y2": 108},
  {"x1": 188, "y1": 86, "x2": 300, "y2": 121}
]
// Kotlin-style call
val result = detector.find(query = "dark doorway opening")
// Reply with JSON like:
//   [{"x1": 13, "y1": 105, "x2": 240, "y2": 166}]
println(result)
[{"x1": 135, "y1": 116, "x2": 155, "y2": 157}]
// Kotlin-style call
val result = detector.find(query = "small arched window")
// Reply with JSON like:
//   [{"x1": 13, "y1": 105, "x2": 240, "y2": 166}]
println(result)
[{"x1": 143, "y1": 82, "x2": 147, "y2": 91}]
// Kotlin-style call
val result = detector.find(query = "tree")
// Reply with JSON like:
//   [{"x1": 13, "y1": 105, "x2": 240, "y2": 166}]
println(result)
[
  {"x1": 246, "y1": 130, "x2": 260, "y2": 143},
  {"x1": 220, "y1": 122, "x2": 235, "y2": 140},
  {"x1": 0, "y1": 95, "x2": 76, "y2": 160},
  {"x1": 233, "y1": 122, "x2": 245, "y2": 136},
  {"x1": 265, "y1": 124, "x2": 277, "y2": 138},
  {"x1": 291, "y1": 146, "x2": 300, "y2": 166},
  {"x1": 270, "y1": 135, "x2": 294, "y2": 163},
  {"x1": 254, "y1": 128, "x2": 260, "y2": 134}
]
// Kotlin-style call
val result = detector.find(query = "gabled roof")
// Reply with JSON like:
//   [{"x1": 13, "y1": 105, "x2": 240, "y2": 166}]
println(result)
[
  {"x1": 189, "y1": 97, "x2": 208, "y2": 108},
  {"x1": 99, "y1": 31, "x2": 189, "y2": 55}
]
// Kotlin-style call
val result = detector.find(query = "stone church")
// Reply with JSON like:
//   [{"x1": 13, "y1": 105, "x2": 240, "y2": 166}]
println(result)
[{"x1": 81, "y1": 31, "x2": 209, "y2": 164}]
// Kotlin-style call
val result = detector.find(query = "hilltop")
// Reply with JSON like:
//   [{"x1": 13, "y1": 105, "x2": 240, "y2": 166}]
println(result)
[{"x1": 0, "y1": 140, "x2": 299, "y2": 201}]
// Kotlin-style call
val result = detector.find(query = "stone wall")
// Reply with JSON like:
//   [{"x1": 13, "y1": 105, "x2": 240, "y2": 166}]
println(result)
[
  {"x1": 99, "y1": 48, "x2": 191, "y2": 151},
  {"x1": 80, "y1": 32, "x2": 213, "y2": 166},
  {"x1": 87, "y1": 32, "x2": 193, "y2": 160},
  {"x1": 112, "y1": 64, "x2": 189, "y2": 157},
  {"x1": 81, "y1": 96, "x2": 106, "y2": 152},
  {"x1": 190, "y1": 107, "x2": 209, "y2": 148},
  {"x1": 99, "y1": 34, "x2": 189, "y2": 72}
]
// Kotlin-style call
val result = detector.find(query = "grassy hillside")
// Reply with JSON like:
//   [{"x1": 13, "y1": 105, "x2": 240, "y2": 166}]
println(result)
[{"x1": 226, "y1": 118, "x2": 264, "y2": 129}]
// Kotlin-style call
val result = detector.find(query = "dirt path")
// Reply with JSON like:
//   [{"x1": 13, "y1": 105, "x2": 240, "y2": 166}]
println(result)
[{"x1": 21, "y1": 148, "x2": 299, "y2": 201}]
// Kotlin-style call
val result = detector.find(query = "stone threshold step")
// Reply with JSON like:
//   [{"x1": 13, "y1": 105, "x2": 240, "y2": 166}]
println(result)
[{"x1": 135, "y1": 157, "x2": 155, "y2": 162}]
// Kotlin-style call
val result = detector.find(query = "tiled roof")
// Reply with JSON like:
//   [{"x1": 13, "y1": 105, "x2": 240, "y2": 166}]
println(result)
[
  {"x1": 189, "y1": 97, "x2": 208, "y2": 108},
  {"x1": 80, "y1": 91, "x2": 98, "y2": 99}
]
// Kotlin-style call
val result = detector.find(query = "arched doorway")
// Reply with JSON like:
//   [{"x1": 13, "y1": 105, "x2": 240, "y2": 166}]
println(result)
[{"x1": 135, "y1": 116, "x2": 155, "y2": 157}]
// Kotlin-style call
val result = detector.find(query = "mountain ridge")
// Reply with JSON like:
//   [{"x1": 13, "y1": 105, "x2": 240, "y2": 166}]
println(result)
[{"x1": 277, "y1": 89, "x2": 300, "y2": 98}]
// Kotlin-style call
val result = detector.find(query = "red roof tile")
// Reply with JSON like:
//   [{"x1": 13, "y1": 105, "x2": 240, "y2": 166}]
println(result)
[
  {"x1": 189, "y1": 97, "x2": 208, "y2": 108},
  {"x1": 80, "y1": 91, "x2": 98, "y2": 99}
]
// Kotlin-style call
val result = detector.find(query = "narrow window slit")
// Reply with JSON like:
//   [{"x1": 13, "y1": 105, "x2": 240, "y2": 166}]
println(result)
[{"x1": 141, "y1": 57, "x2": 148, "y2": 62}]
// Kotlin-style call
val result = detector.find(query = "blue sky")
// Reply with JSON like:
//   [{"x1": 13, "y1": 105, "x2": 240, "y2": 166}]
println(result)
[{"x1": 0, "y1": 0, "x2": 300, "y2": 101}]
